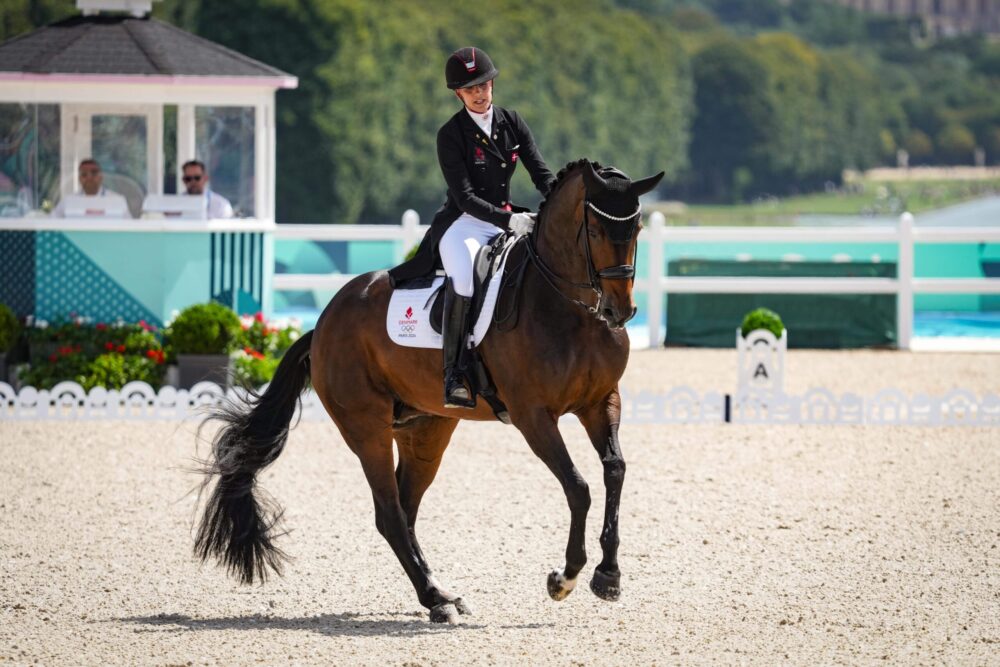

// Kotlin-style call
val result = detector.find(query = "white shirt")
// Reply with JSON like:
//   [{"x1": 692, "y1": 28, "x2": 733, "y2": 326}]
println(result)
[
  {"x1": 51, "y1": 187, "x2": 129, "y2": 218},
  {"x1": 205, "y1": 189, "x2": 234, "y2": 219},
  {"x1": 465, "y1": 105, "x2": 494, "y2": 136}
]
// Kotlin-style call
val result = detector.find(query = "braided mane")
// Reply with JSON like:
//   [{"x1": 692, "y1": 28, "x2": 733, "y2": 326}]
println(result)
[{"x1": 537, "y1": 158, "x2": 603, "y2": 218}]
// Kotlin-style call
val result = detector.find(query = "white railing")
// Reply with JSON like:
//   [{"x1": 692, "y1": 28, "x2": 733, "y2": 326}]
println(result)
[{"x1": 272, "y1": 211, "x2": 1000, "y2": 350}]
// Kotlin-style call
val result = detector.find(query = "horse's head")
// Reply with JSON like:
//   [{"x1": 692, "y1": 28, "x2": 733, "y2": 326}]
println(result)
[{"x1": 550, "y1": 161, "x2": 662, "y2": 329}]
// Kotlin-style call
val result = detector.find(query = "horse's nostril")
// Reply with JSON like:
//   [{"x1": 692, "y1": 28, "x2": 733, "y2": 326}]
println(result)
[{"x1": 602, "y1": 307, "x2": 615, "y2": 320}]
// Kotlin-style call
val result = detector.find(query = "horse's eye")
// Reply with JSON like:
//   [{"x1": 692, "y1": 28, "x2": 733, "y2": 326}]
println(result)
[{"x1": 588, "y1": 227, "x2": 600, "y2": 239}]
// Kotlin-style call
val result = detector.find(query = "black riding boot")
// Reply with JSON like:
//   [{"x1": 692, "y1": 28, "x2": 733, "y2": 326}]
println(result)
[{"x1": 442, "y1": 280, "x2": 475, "y2": 409}]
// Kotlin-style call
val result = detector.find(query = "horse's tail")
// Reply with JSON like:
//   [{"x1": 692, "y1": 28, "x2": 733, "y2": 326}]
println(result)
[{"x1": 194, "y1": 329, "x2": 314, "y2": 585}]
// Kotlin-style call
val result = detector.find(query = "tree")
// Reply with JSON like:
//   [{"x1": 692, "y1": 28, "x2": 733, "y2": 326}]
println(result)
[
  {"x1": 903, "y1": 129, "x2": 933, "y2": 164},
  {"x1": 689, "y1": 38, "x2": 775, "y2": 201},
  {"x1": 936, "y1": 123, "x2": 976, "y2": 164}
]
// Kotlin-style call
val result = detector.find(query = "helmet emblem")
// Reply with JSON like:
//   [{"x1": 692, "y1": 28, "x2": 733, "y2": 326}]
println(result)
[{"x1": 464, "y1": 48, "x2": 477, "y2": 72}]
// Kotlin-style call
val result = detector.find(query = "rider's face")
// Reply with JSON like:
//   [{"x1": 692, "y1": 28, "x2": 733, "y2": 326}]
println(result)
[{"x1": 456, "y1": 81, "x2": 493, "y2": 115}]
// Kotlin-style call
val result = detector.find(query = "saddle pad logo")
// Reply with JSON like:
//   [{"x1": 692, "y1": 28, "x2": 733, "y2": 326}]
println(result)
[{"x1": 397, "y1": 306, "x2": 418, "y2": 338}]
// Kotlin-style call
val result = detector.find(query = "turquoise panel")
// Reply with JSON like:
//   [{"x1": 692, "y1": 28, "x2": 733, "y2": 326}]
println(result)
[
  {"x1": 36, "y1": 232, "x2": 161, "y2": 325},
  {"x1": 348, "y1": 240, "x2": 396, "y2": 273}
]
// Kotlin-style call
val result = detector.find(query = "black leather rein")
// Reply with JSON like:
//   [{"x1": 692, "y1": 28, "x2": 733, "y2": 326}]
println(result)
[{"x1": 524, "y1": 200, "x2": 641, "y2": 314}]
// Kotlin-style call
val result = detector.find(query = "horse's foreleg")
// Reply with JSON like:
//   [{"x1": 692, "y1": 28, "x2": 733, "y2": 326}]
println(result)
[
  {"x1": 576, "y1": 391, "x2": 626, "y2": 601},
  {"x1": 514, "y1": 409, "x2": 591, "y2": 601},
  {"x1": 393, "y1": 416, "x2": 470, "y2": 615}
]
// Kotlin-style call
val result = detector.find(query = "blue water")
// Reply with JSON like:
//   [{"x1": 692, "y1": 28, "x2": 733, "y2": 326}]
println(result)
[{"x1": 913, "y1": 311, "x2": 1000, "y2": 338}]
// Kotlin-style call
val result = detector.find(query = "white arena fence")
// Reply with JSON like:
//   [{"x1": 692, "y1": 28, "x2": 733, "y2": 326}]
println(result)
[
  {"x1": 274, "y1": 211, "x2": 1000, "y2": 351},
  {"x1": 1, "y1": 381, "x2": 996, "y2": 426}
]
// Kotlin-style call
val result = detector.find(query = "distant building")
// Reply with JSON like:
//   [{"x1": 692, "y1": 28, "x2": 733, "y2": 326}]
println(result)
[{"x1": 829, "y1": 0, "x2": 1000, "y2": 37}]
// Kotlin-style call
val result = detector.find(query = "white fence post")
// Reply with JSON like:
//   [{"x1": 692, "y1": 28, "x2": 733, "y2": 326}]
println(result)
[
  {"x1": 897, "y1": 212, "x2": 914, "y2": 350},
  {"x1": 397, "y1": 209, "x2": 421, "y2": 264},
  {"x1": 647, "y1": 211, "x2": 666, "y2": 349}
]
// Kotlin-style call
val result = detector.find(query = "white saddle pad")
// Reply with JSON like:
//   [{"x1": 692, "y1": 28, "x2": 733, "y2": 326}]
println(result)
[{"x1": 387, "y1": 250, "x2": 512, "y2": 349}]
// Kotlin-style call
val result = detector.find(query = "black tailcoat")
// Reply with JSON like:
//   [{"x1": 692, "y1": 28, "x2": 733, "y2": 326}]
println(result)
[{"x1": 388, "y1": 105, "x2": 554, "y2": 284}]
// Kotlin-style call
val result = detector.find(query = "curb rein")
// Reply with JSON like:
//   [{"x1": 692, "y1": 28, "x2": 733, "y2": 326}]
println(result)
[{"x1": 523, "y1": 200, "x2": 642, "y2": 315}]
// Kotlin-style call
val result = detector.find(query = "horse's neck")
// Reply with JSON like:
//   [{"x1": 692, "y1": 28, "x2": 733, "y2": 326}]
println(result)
[{"x1": 536, "y1": 181, "x2": 589, "y2": 291}]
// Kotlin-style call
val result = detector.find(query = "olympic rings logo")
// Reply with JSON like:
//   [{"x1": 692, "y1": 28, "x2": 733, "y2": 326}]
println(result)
[{"x1": 400, "y1": 325, "x2": 416, "y2": 333}]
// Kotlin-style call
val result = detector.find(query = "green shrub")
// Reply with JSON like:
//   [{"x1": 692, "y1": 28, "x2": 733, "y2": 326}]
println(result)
[
  {"x1": 18, "y1": 344, "x2": 89, "y2": 390},
  {"x1": 167, "y1": 302, "x2": 241, "y2": 355},
  {"x1": 79, "y1": 353, "x2": 165, "y2": 391},
  {"x1": 741, "y1": 307, "x2": 784, "y2": 338},
  {"x1": 0, "y1": 303, "x2": 20, "y2": 353}
]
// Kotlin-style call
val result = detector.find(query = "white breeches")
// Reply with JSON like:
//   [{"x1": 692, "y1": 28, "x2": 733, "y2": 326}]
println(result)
[{"x1": 439, "y1": 214, "x2": 502, "y2": 297}]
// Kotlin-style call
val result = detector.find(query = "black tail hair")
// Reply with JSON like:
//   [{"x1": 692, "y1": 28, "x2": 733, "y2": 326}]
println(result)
[{"x1": 193, "y1": 329, "x2": 314, "y2": 584}]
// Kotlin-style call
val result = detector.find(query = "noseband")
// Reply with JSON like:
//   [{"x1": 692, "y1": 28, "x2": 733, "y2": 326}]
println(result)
[{"x1": 525, "y1": 198, "x2": 641, "y2": 315}]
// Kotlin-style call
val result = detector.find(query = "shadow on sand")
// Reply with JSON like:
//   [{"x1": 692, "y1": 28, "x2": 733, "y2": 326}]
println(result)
[{"x1": 119, "y1": 611, "x2": 548, "y2": 637}]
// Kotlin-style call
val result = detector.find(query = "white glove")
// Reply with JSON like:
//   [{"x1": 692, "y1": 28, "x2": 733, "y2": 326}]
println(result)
[{"x1": 509, "y1": 212, "x2": 536, "y2": 237}]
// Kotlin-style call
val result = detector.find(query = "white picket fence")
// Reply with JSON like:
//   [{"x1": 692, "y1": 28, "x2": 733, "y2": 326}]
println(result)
[
  {"x1": 1, "y1": 380, "x2": 996, "y2": 426},
  {"x1": 273, "y1": 211, "x2": 1000, "y2": 350}
]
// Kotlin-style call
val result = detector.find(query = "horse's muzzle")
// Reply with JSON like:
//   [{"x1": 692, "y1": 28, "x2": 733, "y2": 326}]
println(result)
[{"x1": 601, "y1": 304, "x2": 637, "y2": 329}]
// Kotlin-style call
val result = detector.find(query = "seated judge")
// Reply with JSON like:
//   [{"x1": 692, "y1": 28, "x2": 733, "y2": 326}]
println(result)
[
  {"x1": 51, "y1": 158, "x2": 129, "y2": 218},
  {"x1": 182, "y1": 160, "x2": 234, "y2": 219}
]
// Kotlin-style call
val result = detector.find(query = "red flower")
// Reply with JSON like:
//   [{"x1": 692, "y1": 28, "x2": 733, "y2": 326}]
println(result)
[
  {"x1": 48, "y1": 354, "x2": 57, "y2": 363},
  {"x1": 254, "y1": 311, "x2": 265, "y2": 323},
  {"x1": 96, "y1": 323, "x2": 107, "y2": 331},
  {"x1": 139, "y1": 319, "x2": 150, "y2": 331},
  {"x1": 116, "y1": 344, "x2": 126, "y2": 353},
  {"x1": 105, "y1": 342, "x2": 115, "y2": 350},
  {"x1": 146, "y1": 349, "x2": 157, "y2": 359}
]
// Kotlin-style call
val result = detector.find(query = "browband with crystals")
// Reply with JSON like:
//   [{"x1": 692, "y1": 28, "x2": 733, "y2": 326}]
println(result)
[{"x1": 586, "y1": 201, "x2": 641, "y2": 222}]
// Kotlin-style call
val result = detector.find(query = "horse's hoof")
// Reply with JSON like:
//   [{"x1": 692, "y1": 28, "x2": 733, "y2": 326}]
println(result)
[
  {"x1": 590, "y1": 568, "x2": 621, "y2": 601},
  {"x1": 546, "y1": 569, "x2": 577, "y2": 601},
  {"x1": 429, "y1": 602, "x2": 459, "y2": 624},
  {"x1": 452, "y1": 597, "x2": 473, "y2": 616}
]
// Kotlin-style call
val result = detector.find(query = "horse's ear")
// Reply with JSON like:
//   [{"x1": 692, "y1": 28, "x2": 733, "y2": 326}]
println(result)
[
  {"x1": 582, "y1": 161, "x2": 608, "y2": 195},
  {"x1": 629, "y1": 171, "x2": 665, "y2": 197}
]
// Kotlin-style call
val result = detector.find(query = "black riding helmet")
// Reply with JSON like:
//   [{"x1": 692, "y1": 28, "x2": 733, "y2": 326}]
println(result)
[{"x1": 445, "y1": 47, "x2": 498, "y2": 89}]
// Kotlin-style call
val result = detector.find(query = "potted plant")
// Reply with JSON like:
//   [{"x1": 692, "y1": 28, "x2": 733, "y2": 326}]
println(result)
[
  {"x1": 736, "y1": 307, "x2": 787, "y2": 402},
  {"x1": 740, "y1": 307, "x2": 784, "y2": 339},
  {"x1": 232, "y1": 312, "x2": 302, "y2": 388},
  {"x1": 0, "y1": 303, "x2": 20, "y2": 385},
  {"x1": 167, "y1": 302, "x2": 242, "y2": 389}
]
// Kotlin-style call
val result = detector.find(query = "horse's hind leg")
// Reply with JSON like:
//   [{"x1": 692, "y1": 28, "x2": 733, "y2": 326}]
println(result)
[
  {"x1": 576, "y1": 391, "x2": 626, "y2": 601},
  {"x1": 393, "y1": 415, "x2": 470, "y2": 614},
  {"x1": 336, "y1": 412, "x2": 461, "y2": 623}
]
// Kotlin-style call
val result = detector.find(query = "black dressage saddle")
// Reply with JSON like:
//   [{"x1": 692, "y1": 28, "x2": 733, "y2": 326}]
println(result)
[{"x1": 395, "y1": 231, "x2": 515, "y2": 335}]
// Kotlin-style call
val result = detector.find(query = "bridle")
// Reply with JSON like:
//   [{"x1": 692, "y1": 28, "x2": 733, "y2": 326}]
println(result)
[{"x1": 524, "y1": 196, "x2": 641, "y2": 316}]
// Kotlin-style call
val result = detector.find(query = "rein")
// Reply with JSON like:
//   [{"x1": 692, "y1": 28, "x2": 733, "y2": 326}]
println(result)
[{"x1": 523, "y1": 200, "x2": 641, "y2": 315}]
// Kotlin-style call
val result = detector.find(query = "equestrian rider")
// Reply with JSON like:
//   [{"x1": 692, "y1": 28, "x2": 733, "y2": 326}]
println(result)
[{"x1": 388, "y1": 46, "x2": 555, "y2": 409}]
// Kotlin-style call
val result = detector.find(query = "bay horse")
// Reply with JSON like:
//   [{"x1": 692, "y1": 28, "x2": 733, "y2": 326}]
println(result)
[{"x1": 194, "y1": 159, "x2": 664, "y2": 623}]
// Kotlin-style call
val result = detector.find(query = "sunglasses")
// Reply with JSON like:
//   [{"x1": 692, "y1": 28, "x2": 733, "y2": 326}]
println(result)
[{"x1": 183, "y1": 175, "x2": 204, "y2": 183}]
